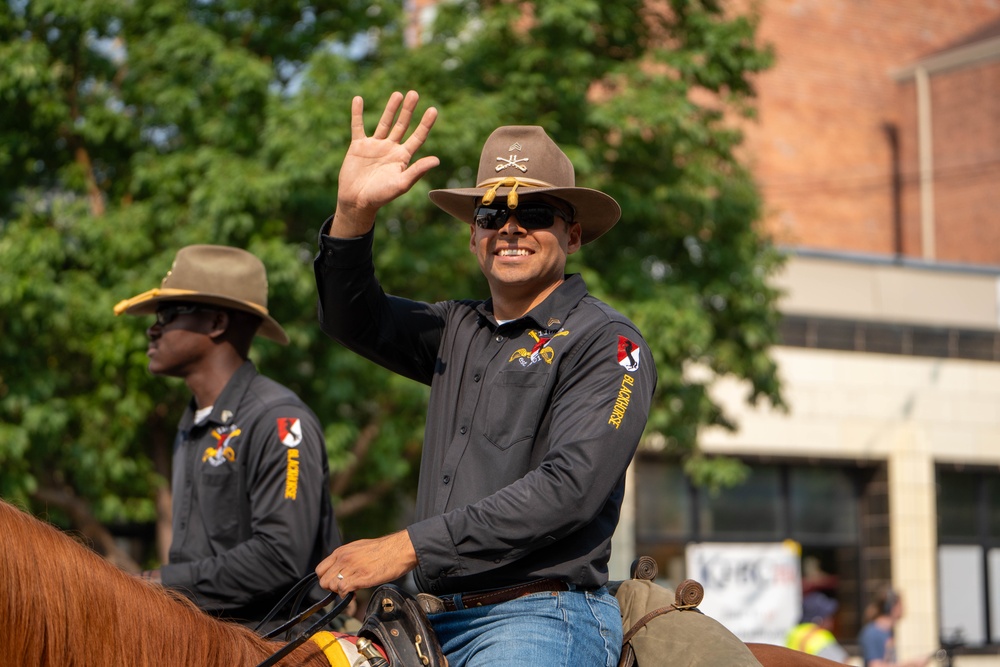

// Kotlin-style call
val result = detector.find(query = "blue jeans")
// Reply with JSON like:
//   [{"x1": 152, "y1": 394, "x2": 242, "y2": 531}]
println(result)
[{"x1": 428, "y1": 587, "x2": 623, "y2": 667}]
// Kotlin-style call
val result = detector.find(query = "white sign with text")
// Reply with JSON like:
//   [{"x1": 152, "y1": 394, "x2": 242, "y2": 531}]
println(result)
[{"x1": 686, "y1": 542, "x2": 801, "y2": 645}]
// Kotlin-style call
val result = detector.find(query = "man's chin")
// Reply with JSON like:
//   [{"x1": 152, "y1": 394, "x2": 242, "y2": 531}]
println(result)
[{"x1": 147, "y1": 360, "x2": 171, "y2": 377}]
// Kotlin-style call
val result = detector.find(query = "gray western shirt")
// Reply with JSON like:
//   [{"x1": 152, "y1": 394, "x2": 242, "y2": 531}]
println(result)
[
  {"x1": 162, "y1": 360, "x2": 341, "y2": 622},
  {"x1": 315, "y1": 228, "x2": 656, "y2": 596}
]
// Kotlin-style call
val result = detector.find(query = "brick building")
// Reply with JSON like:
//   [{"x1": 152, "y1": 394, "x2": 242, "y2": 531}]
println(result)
[
  {"x1": 637, "y1": 2, "x2": 1000, "y2": 663},
  {"x1": 745, "y1": 0, "x2": 1000, "y2": 265}
]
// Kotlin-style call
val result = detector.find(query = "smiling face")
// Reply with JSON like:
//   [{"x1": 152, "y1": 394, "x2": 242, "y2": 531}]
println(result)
[{"x1": 469, "y1": 194, "x2": 582, "y2": 319}]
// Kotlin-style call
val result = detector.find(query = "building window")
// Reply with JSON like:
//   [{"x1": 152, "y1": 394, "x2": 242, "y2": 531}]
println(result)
[
  {"x1": 790, "y1": 466, "x2": 859, "y2": 542},
  {"x1": 699, "y1": 465, "x2": 783, "y2": 540},
  {"x1": 635, "y1": 458, "x2": 865, "y2": 643},
  {"x1": 936, "y1": 467, "x2": 1000, "y2": 648},
  {"x1": 778, "y1": 315, "x2": 1000, "y2": 362}
]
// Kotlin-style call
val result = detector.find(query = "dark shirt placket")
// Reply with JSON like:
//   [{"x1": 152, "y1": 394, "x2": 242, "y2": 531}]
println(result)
[{"x1": 435, "y1": 322, "x2": 507, "y2": 516}]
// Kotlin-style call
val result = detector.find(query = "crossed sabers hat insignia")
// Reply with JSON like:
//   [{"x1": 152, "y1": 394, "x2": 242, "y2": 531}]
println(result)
[{"x1": 496, "y1": 153, "x2": 529, "y2": 173}]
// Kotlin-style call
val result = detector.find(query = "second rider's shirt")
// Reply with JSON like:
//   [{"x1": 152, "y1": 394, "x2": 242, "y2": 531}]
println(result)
[{"x1": 163, "y1": 361, "x2": 340, "y2": 623}]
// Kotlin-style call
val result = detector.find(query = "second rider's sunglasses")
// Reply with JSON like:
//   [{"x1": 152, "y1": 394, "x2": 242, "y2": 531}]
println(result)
[
  {"x1": 473, "y1": 201, "x2": 572, "y2": 231},
  {"x1": 155, "y1": 304, "x2": 215, "y2": 327}
]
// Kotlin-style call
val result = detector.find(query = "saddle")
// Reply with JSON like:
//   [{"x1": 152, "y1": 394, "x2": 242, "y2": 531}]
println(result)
[
  {"x1": 358, "y1": 584, "x2": 448, "y2": 667},
  {"x1": 613, "y1": 557, "x2": 763, "y2": 667}
]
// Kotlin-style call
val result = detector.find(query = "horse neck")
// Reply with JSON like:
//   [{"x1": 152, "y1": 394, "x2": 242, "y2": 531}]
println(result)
[{"x1": 0, "y1": 500, "x2": 329, "y2": 667}]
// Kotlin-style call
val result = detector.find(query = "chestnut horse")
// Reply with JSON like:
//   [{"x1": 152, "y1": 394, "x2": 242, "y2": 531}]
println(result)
[
  {"x1": 0, "y1": 498, "x2": 331, "y2": 667},
  {"x1": 0, "y1": 498, "x2": 840, "y2": 667},
  {"x1": 747, "y1": 642, "x2": 847, "y2": 666}
]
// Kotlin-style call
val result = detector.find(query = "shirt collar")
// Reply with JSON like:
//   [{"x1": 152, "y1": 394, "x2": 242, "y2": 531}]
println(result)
[
  {"x1": 476, "y1": 274, "x2": 588, "y2": 333},
  {"x1": 183, "y1": 360, "x2": 257, "y2": 428}
]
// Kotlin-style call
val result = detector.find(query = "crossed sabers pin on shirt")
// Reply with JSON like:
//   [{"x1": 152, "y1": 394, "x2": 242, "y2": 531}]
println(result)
[{"x1": 496, "y1": 155, "x2": 529, "y2": 172}]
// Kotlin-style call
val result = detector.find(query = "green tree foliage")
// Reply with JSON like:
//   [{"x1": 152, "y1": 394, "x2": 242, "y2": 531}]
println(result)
[{"x1": 0, "y1": 0, "x2": 781, "y2": 566}]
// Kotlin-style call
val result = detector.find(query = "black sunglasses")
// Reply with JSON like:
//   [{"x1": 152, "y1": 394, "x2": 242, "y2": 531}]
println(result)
[
  {"x1": 473, "y1": 201, "x2": 572, "y2": 231},
  {"x1": 154, "y1": 304, "x2": 215, "y2": 327}
]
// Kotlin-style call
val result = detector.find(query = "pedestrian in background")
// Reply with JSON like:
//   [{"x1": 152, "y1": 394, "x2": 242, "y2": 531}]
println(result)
[
  {"x1": 787, "y1": 591, "x2": 849, "y2": 663},
  {"x1": 858, "y1": 586, "x2": 931, "y2": 667}
]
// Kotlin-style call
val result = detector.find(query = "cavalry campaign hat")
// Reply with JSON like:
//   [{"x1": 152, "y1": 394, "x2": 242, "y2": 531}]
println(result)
[
  {"x1": 113, "y1": 245, "x2": 289, "y2": 345},
  {"x1": 428, "y1": 125, "x2": 621, "y2": 244}
]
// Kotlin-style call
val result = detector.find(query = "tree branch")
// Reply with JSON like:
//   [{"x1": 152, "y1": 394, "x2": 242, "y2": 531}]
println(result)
[
  {"x1": 149, "y1": 412, "x2": 174, "y2": 565},
  {"x1": 330, "y1": 420, "x2": 381, "y2": 498},
  {"x1": 335, "y1": 478, "x2": 399, "y2": 517},
  {"x1": 66, "y1": 26, "x2": 105, "y2": 217},
  {"x1": 32, "y1": 483, "x2": 141, "y2": 574}
]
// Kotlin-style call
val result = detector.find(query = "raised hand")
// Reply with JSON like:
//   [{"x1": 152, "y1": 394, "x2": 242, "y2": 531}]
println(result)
[{"x1": 330, "y1": 90, "x2": 439, "y2": 237}]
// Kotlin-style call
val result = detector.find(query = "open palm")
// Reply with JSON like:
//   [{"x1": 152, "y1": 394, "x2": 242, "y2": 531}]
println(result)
[{"x1": 337, "y1": 91, "x2": 440, "y2": 214}]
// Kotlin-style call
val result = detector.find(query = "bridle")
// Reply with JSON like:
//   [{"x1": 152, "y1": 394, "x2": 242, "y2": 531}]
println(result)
[{"x1": 253, "y1": 573, "x2": 354, "y2": 667}]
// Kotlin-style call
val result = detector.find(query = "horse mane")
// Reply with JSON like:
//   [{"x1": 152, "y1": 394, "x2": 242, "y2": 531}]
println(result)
[{"x1": 0, "y1": 499, "x2": 330, "y2": 667}]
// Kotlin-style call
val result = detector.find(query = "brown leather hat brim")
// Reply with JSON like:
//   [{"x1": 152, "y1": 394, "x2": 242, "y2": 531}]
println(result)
[{"x1": 118, "y1": 289, "x2": 289, "y2": 345}]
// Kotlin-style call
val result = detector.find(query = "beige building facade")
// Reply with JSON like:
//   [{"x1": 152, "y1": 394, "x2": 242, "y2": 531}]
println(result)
[
  {"x1": 627, "y1": 2, "x2": 1000, "y2": 663},
  {"x1": 704, "y1": 255, "x2": 1000, "y2": 663}
]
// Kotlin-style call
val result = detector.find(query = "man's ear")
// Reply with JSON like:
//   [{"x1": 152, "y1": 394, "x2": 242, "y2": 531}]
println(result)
[
  {"x1": 207, "y1": 309, "x2": 229, "y2": 340},
  {"x1": 566, "y1": 222, "x2": 583, "y2": 255},
  {"x1": 469, "y1": 224, "x2": 477, "y2": 253}
]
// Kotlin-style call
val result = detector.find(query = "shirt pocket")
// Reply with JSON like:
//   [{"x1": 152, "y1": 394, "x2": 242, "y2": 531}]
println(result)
[
  {"x1": 198, "y1": 468, "x2": 240, "y2": 544},
  {"x1": 483, "y1": 370, "x2": 548, "y2": 451}
]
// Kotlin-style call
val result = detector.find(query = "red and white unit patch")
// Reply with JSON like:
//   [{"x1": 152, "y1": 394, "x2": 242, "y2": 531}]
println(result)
[
  {"x1": 277, "y1": 417, "x2": 303, "y2": 447},
  {"x1": 617, "y1": 336, "x2": 640, "y2": 372}
]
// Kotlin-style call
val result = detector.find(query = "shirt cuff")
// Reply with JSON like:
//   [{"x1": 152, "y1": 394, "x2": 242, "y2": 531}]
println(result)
[
  {"x1": 317, "y1": 219, "x2": 374, "y2": 269},
  {"x1": 407, "y1": 515, "x2": 462, "y2": 592},
  {"x1": 159, "y1": 561, "x2": 194, "y2": 591}
]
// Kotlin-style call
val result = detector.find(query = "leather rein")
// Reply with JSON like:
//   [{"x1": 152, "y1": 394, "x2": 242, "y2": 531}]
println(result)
[{"x1": 253, "y1": 572, "x2": 354, "y2": 667}]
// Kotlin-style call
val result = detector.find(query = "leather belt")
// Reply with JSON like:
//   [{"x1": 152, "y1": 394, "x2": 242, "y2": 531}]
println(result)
[{"x1": 417, "y1": 579, "x2": 570, "y2": 614}]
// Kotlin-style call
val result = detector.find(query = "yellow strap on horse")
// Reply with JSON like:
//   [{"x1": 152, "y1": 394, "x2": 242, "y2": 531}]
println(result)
[{"x1": 309, "y1": 631, "x2": 361, "y2": 667}]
